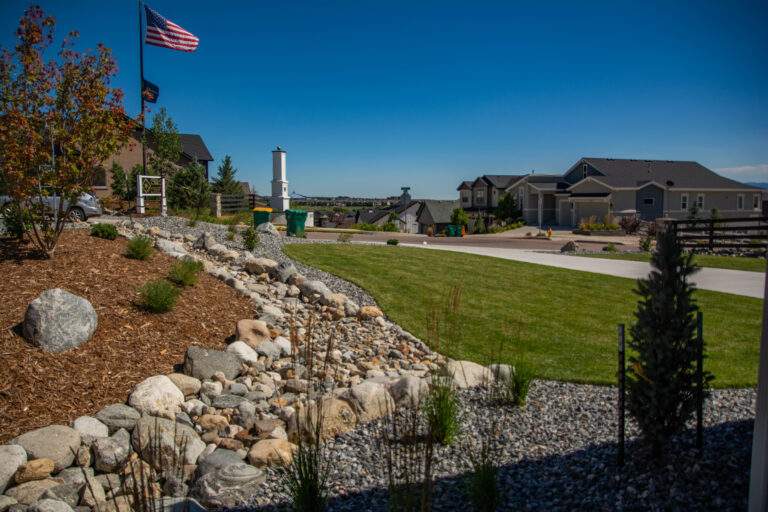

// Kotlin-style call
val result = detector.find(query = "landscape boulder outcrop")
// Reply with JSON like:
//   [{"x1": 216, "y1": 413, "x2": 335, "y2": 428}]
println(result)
[
  {"x1": 183, "y1": 346, "x2": 242, "y2": 381},
  {"x1": 127, "y1": 375, "x2": 185, "y2": 416},
  {"x1": 22, "y1": 289, "x2": 97, "y2": 352},
  {"x1": 11, "y1": 425, "x2": 81, "y2": 472}
]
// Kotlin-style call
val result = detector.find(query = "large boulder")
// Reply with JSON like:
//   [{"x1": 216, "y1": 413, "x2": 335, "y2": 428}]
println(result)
[
  {"x1": 193, "y1": 233, "x2": 217, "y2": 251},
  {"x1": 28, "y1": 499, "x2": 74, "y2": 512},
  {"x1": 92, "y1": 428, "x2": 131, "y2": 473},
  {"x1": 131, "y1": 416, "x2": 205, "y2": 470},
  {"x1": 95, "y1": 404, "x2": 140, "y2": 433},
  {"x1": 4, "y1": 479, "x2": 61, "y2": 505},
  {"x1": 0, "y1": 444, "x2": 27, "y2": 493},
  {"x1": 166, "y1": 373, "x2": 202, "y2": 396},
  {"x1": 11, "y1": 425, "x2": 81, "y2": 472},
  {"x1": 287, "y1": 397, "x2": 357, "y2": 441},
  {"x1": 387, "y1": 375, "x2": 429, "y2": 406},
  {"x1": 255, "y1": 222, "x2": 279, "y2": 236},
  {"x1": 225, "y1": 341, "x2": 259, "y2": 364},
  {"x1": 128, "y1": 375, "x2": 185, "y2": 416},
  {"x1": 72, "y1": 416, "x2": 109, "y2": 444},
  {"x1": 183, "y1": 346, "x2": 242, "y2": 381},
  {"x1": 23, "y1": 289, "x2": 97, "y2": 352},
  {"x1": 560, "y1": 241, "x2": 579, "y2": 253},
  {"x1": 270, "y1": 261, "x2": 298, "y2": 283},
  {"x1": 297, "y1": 280, "x2": 333, "y2": 304},
  {"x1": 235, "y1": 320, "x2": 271, "y2": 348},
  {"x1": 247, "y1": 439, "x2": 296, "y2": 468},
  {"x1": 193, "y1": 463, "x2": 265, "y2": 509},
  {"x1": 196, "y1": 449, "x2": 243, "y2": 477},
  {"x1": 243, "y1": 257, "x2": 278, "y2": 276},
  {"x1": 445, "y1": 360, "x2": 492, "y2": 389},
  {"x1": 345, "y1": 380, "x2": 394, "y2": 422},
  {"x1": 155, "y1": 239, "x2": 186, "y2": 257}
]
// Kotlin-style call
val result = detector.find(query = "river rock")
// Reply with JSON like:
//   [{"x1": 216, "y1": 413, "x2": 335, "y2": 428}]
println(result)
[
  {"x1": 95, "y1": 404, "x2": 140, "y2": 434},
  {"x1": 92, "y1": 429, "x2": 131, "y2": 473},
  {"x1": 128, "y1": 375, "x2": 185, "y2": 416},
  {"x1": 247, "y1": 439, "x2": 296, "y2": 468},
  {"x1": 244, "y1": 257, "x2": 278, "y2": 275},
  {"x1": 14, "y1": 458, "x2": 54, "y2": 484},
  {"x1": 255, "y1": 222, "x2": 279, "y2": 236},
  {"x1": 22, "y1": 289, "x2": 98, "y2": 352},
  {"x1": 345, "y1": 380, "x2": 395, "y2": 422},
  {"x1": 358, "y1": 305, "x2": 383, "y2": 320},
  {"x1": 4, "y1": 479, "x2": 61, "y2": 505},
  {"x1": 184, "y1": 346, "x2": 242, "y2": 381},
  {"x1": 27, "y1": 499, "x2": 74, "y2": 512},
  {"x1": 131, "y1": 416, "x2": 205, "y2": 470},
  {"x1": 445, "y1": 360, "x2": 492, "y2": 388},
  {"x1": 225, "y1": 341, "x2": 259, "y2": 364},
  {"x1": 196, "y1": 449, "x2": 243, "y2": 477},
  {"x1": 235, "y1": 320, "x2": 271, "y2": 348},
  {"x1": 11, "y1": 425, "x2": 81, "y2": 472},
  {"x1": 270, "y1": 261, "x2": 298, "y2": 283},
  {"x1": 0, "y1": 445, "x2": 27, "y2": 493},
  {"x1": 193, "y1": 463, "x2": 265, "y2": 509},
  {"x1": 167, "y1": 373, "x2": 202, "y2": 396},
  {"x1": 72, "y1": 416, "x2": 108, "y2": 444}
]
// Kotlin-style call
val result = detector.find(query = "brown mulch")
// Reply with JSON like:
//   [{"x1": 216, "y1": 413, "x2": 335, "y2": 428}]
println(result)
[{"x1": 0, "y1": 231, "x2": 254, "y2": 442}]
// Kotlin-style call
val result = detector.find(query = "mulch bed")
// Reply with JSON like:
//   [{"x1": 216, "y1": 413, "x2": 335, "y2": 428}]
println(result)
[{"x1": 0, "y1": 231, "x2": 254, "y2": 442}]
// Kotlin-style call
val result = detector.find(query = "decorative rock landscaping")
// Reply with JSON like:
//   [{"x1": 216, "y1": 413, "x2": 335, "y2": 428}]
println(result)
[{"x1": 0, "y1": 216, "x2": 757, "y2": 511}]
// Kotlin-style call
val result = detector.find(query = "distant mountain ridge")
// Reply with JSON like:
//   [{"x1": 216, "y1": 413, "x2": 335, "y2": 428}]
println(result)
[{"x1": 746, "y1": 182, "x2": 768, "y2": 189}]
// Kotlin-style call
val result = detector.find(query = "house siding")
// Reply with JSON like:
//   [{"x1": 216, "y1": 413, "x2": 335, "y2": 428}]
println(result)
[
  {"x1": 635, "y1": 185, "x2": 664, "y2": 220},
  {"x1": 666, "y1": 190, "x2": 765, "y2": 219}
]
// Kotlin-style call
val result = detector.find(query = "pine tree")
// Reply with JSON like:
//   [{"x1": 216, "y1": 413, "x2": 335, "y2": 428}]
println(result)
[
  {"x1": 626, "y1": 227, "x2": 713, "y2": 459},
  {"x1": 212, "y1": 155, "x2": 242, "y2": 195}
]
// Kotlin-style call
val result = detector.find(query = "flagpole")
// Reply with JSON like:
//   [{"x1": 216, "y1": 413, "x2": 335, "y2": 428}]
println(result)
[{"x1": 138, "y1": 0, "x2": 147, "y2": 174}]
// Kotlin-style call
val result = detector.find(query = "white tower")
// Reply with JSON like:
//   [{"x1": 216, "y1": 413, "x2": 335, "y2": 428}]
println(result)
[{"x1": 270, "y1": 146, "x2": 290, "y2": 212}]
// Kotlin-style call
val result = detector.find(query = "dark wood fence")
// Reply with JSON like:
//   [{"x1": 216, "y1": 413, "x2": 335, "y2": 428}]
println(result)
[
  {"x1": 220, "y1": 194, "x2": 248, "y2": 214},
  {"x1": 667, "y1": 216, "x2": 768, "y2": 251}
]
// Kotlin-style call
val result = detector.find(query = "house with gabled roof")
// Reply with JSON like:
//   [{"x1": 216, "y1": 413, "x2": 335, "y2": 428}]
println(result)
[
  {"x1": 460, "y1": 158, "x2": 766, "y2": 227},
  {"x1": 456, "y1": 174, "x2": 527, "y2": 214}
]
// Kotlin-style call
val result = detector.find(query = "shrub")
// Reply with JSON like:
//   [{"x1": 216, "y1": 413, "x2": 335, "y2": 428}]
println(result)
[
  {"x1": 473, "y1": 217, "x2": 487, "y2": 234},
  {"x1": 386, "y1": 239, "x2": 399, "y2": 245},
  {"x1": 226, "y1": 224, "x2": 236, "y2": 241},
  {"x1": 640, "y1": 236, "x2": 653, "y2": 252},
  {"x1": 619, "y1": 215, "x2": 641, "y2": 234},
  {"x1": 382, "y1": 222, "x2": 398, "y2": 232},
  {"x1": 125, "y1": 235, "x2": 154, "y2": 260},
  {"x1": 168, "y1": 259, "x2": 204, "y2": 287},
  {"x1": 451, "y1": 207, "x2": 469, "y2": 226},
  {"x1": 423, "y1": 374, "x2": 460, "y2": 446},
  {"x1": 137, "y1": 279, "x2": 180, "y2": 313},
  {"x1": 426, "y1": 226, "x2": 434, "y2": 237},
  {"x1": 2, "y1": 201, "x2": 29, "y2": 240},
  {"x1": 491, "y1": 363, "x2": 534, "y2": 407},
  {"x1": 90, "y1": 223, "x2": 118, "y2": 240},
  {"x1": 242, "y1": 226, "x2": 259, "y2": 251},
  {"x1": 627, "y1": 228, "x2": 712, "y2": 459},
  {"x1": 337, "y1": 232, "x2": 353, "y2": 243},
  {"x1": 603, "y1": 242, "x2": 618, "y2": 253},
  {"x1": 351, "y1": 223, "x2": 380, "y2": 231}
]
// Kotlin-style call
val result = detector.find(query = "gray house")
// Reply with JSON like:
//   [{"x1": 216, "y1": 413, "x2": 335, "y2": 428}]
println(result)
[
  {"x1": 457, "y1": 175, "x2": 526, "y2": 215},
  {"x1": 416, "y1": 199, "x2": 460, "y2": 234},
  {"x1": 461, "y1": 158, "x2": 766, "y2": 227}
]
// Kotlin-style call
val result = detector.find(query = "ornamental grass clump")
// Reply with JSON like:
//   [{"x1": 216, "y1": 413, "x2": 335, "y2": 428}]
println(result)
[
  {"x1": 90, "y1": 222, "x2": 118, "y2": 240},
  {"x1": 423, "y1": 374, "x2": 461, "y2": 446},
  {"x1": 627, "y1": 227, "x2": 712, "y2": 459},
  {"x1": 125, "y1": 235, "x2": 154, "y2": 260},
  {"x1": 138, "y1": 279, "x2": 180, "y2": 313},
  {"x1": 167, "y1": 259, "x2": 203, "y2": 287}
]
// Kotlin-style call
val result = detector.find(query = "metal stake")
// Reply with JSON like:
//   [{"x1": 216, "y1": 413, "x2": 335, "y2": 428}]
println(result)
[{"x1": 618, "y1": 323, "x2": 626, "y2": 466}]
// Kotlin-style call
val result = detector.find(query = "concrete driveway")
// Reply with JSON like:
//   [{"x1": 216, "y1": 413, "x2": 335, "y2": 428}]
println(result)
[{"x1": 403, "y1": 243, "x2": 765, "y2": 299}]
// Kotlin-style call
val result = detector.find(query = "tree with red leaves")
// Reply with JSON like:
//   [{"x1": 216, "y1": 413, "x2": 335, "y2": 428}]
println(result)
[{"x1": 0, "y1": 5, "x2": 132, "y2": 258}]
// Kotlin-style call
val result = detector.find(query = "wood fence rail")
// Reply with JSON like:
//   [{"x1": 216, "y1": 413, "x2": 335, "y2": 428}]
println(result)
[{"x1": 667, "y1": 216, "x2": 768, "y2": 251}]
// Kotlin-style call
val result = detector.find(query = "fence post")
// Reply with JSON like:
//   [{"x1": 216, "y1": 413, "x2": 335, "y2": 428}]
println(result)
[
  {"x1": 160, "y1": 176, "x2": 167, "y2": 217},
  {"x1": 618, "y1": 323, "x2": 626, "y2": 466},
  {"x1": 136, "y1": 174, "x2": 145, "y2": 215},
  {"x1": 210, "y1": 193, "x2": 222, "y2": 218},
  {"x1": 696, "y1": 311, "x2": 704, "y2": 452},
  {"x1": 708, "y1": 219, "x2": 714, "y2": 252}
]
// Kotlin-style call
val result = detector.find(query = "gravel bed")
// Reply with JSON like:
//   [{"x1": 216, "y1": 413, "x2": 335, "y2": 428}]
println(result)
[
  {"x1": 248, "y1": 381, "x2": 755, "y2": 512},
  {"x1": 133, "y1": 216, "x2": 376, "y2": 305}
]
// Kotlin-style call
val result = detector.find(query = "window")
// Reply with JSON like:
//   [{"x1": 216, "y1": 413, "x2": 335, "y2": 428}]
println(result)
[
  {"x1": 518, "y1": 187, "x2": 524, "y2": 206},
  {"x1": 680, "y1": 193, "x2": 688, "y2": 211},
  {"x1": 92, "y1": 166, "x2": 107, "y2": 188},
  {"x1": 475, "y1": 189, "x2": 484, "y2": 201},
  {"x1": 696, "y1": 193, "x2": 705, "y2": 209},
  {"x1": 737, "y1": 194, "x2": 744, "y2": 210},
  {"x1": 643, "y1": 198, "x2": 655, "y2": 206},
  {"x1": 754, "y1": 194, "x2": 761, "y2": 210},
  {"x1": 582, "y1": 163, "x2": 588, "y2": 179},
  {"x1": 461, "y1": 191, "x2": 470, "y2": 204}
]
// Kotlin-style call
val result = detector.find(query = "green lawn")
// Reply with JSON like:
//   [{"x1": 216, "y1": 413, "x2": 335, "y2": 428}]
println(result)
[
  {"x1": 574, "y1": 251, "x2": 766, "y2": 273},
  {"x1": 285, "y1": 244, "x2": 763, "y2": 388}
]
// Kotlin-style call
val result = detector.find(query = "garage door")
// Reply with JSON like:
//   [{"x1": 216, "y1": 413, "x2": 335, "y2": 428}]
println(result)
[{"x1": 576, "y1": 202, "x2": 609, "y2": 224}]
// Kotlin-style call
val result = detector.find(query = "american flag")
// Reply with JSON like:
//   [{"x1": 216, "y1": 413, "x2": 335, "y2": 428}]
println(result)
[{"x1": 144, "y1": 5, "x2": 199, "y2": 52}]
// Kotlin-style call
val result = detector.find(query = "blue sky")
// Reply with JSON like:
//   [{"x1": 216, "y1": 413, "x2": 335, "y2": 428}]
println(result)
[{"x1": 2, "y1": 1, "x2": 767, "y2": 198}]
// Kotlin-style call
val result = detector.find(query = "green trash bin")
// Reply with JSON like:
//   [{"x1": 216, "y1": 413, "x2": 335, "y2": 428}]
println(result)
[
  {"x1": 447, "y1": 224, "x2": 461, "y2": 237},
  {"x1": 285, "y1": 209, "x2": 308, "y2": 237},
  {"x1": 252, "y1": 207, "x2": 273, "y2": 227}
]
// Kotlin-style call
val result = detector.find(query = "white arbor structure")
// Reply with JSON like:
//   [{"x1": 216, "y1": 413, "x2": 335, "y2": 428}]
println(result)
[
  {"x1": 270, "y1": 146, "x2": 290, "y2": 212},
  {"x1": 136, "y1": 174, "x2": 166, "y2": 216}
]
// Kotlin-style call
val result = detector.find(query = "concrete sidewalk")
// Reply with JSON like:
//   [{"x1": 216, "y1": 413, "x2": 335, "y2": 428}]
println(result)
[{"x1": 403, "y1": 243, "x2": 765, "y2": 299}]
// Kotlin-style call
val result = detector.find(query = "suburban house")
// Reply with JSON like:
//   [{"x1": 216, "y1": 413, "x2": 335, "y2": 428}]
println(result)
[
  {"x1": 416, "y1": 199, "x2": 460, "y2": 234},
  {"x1": 91, "y1": 128, "x2": 213, "y2": 198},
  {"x1": 460, "y1": 158, "x2": 766, "y2": 227},
  {"x1": 457, "y1": 175, "x2": 526, "y2": 215}
]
